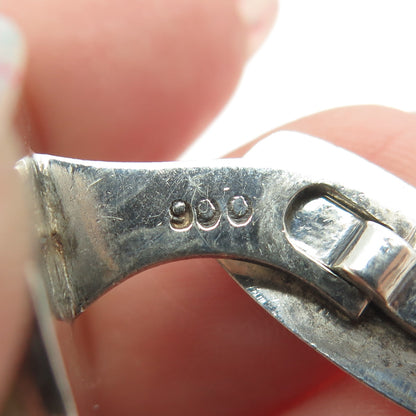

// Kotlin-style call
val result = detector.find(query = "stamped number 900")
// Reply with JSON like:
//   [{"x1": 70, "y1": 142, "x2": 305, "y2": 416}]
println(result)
[{"x1": 169, "y1": 195, "x2": 253, "y2": 231}]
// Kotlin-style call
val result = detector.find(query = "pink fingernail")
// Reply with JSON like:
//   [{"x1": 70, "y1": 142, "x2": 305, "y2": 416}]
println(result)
[
  {"x1": 236, "y1": 0, "x2": 278, "y2": 57},
  {"x1": 0, "y1": 15, "x2": 26, "y2": 127}
]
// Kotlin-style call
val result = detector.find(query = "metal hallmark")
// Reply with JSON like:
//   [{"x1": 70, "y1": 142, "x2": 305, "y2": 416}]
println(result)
[
  {"x1": 170, "y1": 195, "x2": 253, "y2": 231},
  {"x1": 16, "y1": 131, "x2": 416, "y2": 414}
]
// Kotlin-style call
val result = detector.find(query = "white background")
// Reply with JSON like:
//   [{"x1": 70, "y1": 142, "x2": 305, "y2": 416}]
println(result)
[{"x1": 182, "y1": 0, "x2": 416, "y2": 159}]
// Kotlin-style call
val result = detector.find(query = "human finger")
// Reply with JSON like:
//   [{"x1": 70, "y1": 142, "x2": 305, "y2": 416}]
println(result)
[
  {"x1": 0, "y1": 15, "x2": 31, "y2": 408},
  {"x1": 2, "y1": 0, "x2": 277, "y2": 161}
]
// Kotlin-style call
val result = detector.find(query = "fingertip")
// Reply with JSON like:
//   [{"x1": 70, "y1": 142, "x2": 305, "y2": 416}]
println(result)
[
  {"x1": 280, "y1": 105, "x2": 416, "y2": 184},
  {"x1": 3, "y1": 0, "x2": 269, "y2": 161},
  {"x1": 237, "y1": 0, "x2": 278, "y2": 57},
  {"x1": 230, "y1": 105, "x2": 416, "y2": 186}
]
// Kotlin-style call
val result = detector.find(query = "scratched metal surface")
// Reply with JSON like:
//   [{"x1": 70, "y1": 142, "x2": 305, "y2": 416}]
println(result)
[
  {"x1": 17, "y1": 131, "x2": 416, "y2": 413},
  {"x1": 19, "y1": 133, "x2": 416, "y2": 320},
  {"x1": 222, "y1": 260, "x2": 416, "y2": 412}
]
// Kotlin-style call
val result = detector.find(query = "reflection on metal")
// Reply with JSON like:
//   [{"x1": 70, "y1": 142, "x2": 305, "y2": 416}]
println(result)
[
  {"x1": 286, "y1": 195, "x2": 416, "y2": 334},
  {"x1": 16, "y1": 131, "x2": 416, "y2": 414}
]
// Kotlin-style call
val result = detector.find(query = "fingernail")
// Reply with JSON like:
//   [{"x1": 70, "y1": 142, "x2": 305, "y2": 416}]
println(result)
[
  {"x1": 236, "y1": 0, "x2": 277, "y2": 57},
  {"x1": 0, "y1": 15, "x2": 26, "y2": 128}
]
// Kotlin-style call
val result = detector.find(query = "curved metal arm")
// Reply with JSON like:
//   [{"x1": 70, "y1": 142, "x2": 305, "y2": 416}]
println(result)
[
  {"x1": 16, "y1": 131, "x2": 416, "y2": 414},
  {"x1": 18, "y1": 132, "x2": 416, "y2": 329}
]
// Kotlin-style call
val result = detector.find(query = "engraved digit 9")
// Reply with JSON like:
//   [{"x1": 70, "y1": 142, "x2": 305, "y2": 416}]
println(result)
[{"x1": 169, "y1": 200, "x2": 193, "y2": 231}]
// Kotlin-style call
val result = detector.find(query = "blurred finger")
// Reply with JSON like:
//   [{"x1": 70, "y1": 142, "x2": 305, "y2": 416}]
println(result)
[
  {"x1": 0, "y1": 15, "x2": 31, "y2": 408},
  {"x1": 58, "y1": 259, "x2": 336, "y2": 416},
  {"x1": 3, "y1": 0, "x2": 277, "y2": 161},
  {"x1": 281, "y1": 105, "x2": 416, "y2": 183}
]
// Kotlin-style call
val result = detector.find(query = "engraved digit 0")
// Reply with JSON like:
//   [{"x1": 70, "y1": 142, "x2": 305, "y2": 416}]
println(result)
[
  {"x1": 227, "y1": 195, "x2": 253, "y2": 227},
  {"x1": 196, "y1": 198, "x2": 221, "y2": 230}
]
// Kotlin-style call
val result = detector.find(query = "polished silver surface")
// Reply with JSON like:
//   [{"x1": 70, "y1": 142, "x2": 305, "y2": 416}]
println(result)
[
  {"x1": 17, "y1": 131, "x2": 416, "y2": 413},
  {"x1": 287, "y1": 196, "x2": 364, "y2": 265},
  {"x1": 221, "y1": 259, "x2": 416, "y2": 414},
  {"x1": 287, "y1": 194, "x2": 416, "y2": 335},
  {"x1": 19, "y1": 139, "x2": 373, "y2": 321}
]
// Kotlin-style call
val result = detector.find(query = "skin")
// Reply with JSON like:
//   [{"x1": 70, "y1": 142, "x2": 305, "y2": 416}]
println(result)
[{"x1": 0, "y1": 1, "x2": 415, "y2": 415}]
